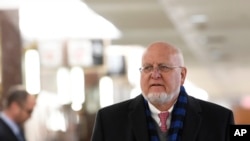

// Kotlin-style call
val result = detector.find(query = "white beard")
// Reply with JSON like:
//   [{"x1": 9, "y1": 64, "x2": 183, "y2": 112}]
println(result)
[{"x1": 143, "y1": 89, "x2": 179, "y2": 105}]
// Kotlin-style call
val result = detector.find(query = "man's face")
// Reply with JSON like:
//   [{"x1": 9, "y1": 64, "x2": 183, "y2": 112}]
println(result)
[
  {"x1": 16, "y1": 95, "x2": 36, "y2": 124},
  {"x1": 140, "y1": 44, "x2": 186, "y2": 105}
]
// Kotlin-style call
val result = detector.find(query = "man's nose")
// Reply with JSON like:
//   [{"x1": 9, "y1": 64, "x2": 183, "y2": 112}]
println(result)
[{"x1": 151, "y1": 68, "x2": 161, "y2": 78}]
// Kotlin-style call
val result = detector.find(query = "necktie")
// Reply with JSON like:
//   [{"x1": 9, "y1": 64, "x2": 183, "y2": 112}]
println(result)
[{"x1": 158, "y1": 111, "x2": 169, "y2": 132}]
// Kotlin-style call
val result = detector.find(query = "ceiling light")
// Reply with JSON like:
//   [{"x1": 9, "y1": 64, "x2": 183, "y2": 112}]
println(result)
[
  {"x1": 190, "y1": 14, "x2": 207, "y2": 24},
  {"x1": 19, "y1": 0, "x2": 121, "y2": 40},
  {"x1": 0, "y1": 0, "x2": 19, "y2": 9}
]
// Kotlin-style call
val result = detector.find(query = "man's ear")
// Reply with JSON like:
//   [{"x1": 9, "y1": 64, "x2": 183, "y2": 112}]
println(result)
[
  {"x1": 10, "y1": 101, "x2": 21, "y2": 113},
  {"x1": 180, "y1": 67, "x2": 187, "y2": 85}
]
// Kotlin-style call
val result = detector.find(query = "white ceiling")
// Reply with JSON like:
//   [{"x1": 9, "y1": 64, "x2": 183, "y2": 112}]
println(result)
[{"x1": 83, "y1": 0, "x2": 250, "y2": 101}]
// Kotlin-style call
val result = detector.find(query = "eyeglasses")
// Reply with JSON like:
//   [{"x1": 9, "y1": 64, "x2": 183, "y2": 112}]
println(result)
[{"x1": 139, "y1": 65, "x2": 182, "y2": 73}]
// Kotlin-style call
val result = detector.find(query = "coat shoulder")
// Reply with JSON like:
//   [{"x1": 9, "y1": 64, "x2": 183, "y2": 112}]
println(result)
[
  {"x1": 188, "y1": 95, "x2": 233, "y2": 119},
  {"x1": 98, "y1": 95, "x2": 144, "y2": 116}
]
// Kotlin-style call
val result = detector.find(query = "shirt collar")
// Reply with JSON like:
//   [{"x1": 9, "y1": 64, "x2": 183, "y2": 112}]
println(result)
[{"x1": 148, "y1": 101, "x2": 174, "y2": 127}]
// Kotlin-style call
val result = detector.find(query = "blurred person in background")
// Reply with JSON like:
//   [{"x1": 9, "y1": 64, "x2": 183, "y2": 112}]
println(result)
[
  {"x1": 0, "y1": 85, "x2": 36, "y2": 141},
  {"x1": 91, "y1": 41, "x2": 234, "y2": 141}
]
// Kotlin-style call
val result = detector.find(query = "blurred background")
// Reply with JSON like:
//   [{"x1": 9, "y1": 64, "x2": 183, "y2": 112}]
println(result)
[{"x1": 0, "y1": 0, "x2": 250, "y2": 141}]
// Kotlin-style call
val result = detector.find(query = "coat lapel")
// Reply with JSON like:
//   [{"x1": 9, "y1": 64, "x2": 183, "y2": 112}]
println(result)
[
  {"x1": 181, "y1": 96, "x2": 202, "y2": 141},
  {"x1": 127, "y1": 95, "x2": 202, "y2": 141},
  {"x1": 0, "y1": 117, "x2": 20, "y2": 141},
  {"x1": 128, "y1": 95, "x2": 150, "y2": 141}
]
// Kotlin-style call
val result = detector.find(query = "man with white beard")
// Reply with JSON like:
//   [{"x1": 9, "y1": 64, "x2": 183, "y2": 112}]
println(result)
[{"x1": 91, "y1": 41, "x2": 234, "y2": 141}]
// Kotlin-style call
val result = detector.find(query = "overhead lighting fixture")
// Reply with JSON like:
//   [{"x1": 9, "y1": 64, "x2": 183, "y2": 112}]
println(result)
[
  {"x1": 24, "y1": 49, "x2": 41, "y2": 95},
  {"x1": 190, "y1": 14, "x2": 207, "y2": 24},
  {"x1": 99, "y1": 76, "x2": 114, "y2": 108},
  {"x1": 19, "y1": 0, "x2": 121, "y2": 40},
  {"x1": 0, "y1": 0, "x2": 19, "y2": 9}
]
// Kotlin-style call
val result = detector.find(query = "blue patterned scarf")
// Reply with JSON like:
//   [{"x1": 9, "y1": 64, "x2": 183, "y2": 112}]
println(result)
[{"x1": 144, "y1": 86, "x2": 188, "y2": 141}]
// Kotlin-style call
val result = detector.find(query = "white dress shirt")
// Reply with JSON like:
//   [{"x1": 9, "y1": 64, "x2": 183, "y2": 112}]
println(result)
[{"x1": 148, "y1": 102, "x2": 174, "y2": 129}]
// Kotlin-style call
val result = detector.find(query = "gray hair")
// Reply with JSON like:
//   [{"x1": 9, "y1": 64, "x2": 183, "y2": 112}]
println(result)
[{"x1": 3, "y1": 85, "x2": 29, "y2": 108}]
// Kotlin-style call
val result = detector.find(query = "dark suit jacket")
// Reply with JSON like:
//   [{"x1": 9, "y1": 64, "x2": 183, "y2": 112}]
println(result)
[
  {"x1": 0, "y1": 117, "x2": 20, "y2": 141},
  {"x1": 91, "y1": 95, "x2": 234, "y2": 141}
]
